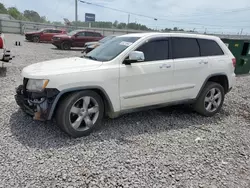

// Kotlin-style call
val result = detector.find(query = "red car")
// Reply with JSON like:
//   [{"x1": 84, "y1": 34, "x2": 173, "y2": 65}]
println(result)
[
  {"x1": 25, "y1": 28, "x2": 66, "y2": 43},
  {"x1": 52, "y1": 30, "x2": 103, "y2": 50}
]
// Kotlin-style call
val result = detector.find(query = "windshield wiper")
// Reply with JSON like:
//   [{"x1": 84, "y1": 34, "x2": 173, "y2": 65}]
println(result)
[{"x1": 84, "y1": 55, "x2": 98, "y2": 60}]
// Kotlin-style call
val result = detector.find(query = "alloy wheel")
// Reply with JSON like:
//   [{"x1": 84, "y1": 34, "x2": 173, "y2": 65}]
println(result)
[
  {"x1": 204, "y1": 88, "x2": 222, "y2": 113},
  {"x1": 69, "y1": 96, "x2": 99, "y2": 131}
]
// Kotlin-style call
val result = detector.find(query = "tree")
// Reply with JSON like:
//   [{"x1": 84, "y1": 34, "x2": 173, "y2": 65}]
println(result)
[
  {"x1": 173, "y1": 27, "x2": 178, "y2": 31},
  {"x1": 117, "y1": 22, "x2": 127, "y2": 29},
  {"x1": 8, "y1": 7, "x2": 23, "y2": 20},
  {"x1": 113, "y1": 20, "x2": 118, "y2": 28},
  {"x1": 0, "y1": 3, "x2": 8, "y2": 14},
  {"x1": 24, "y1": 10, "x2": 47, "y2": 22}
]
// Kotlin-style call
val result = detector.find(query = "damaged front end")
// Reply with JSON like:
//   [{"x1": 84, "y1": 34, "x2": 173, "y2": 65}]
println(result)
[{"x1": 15, "y1": 78, "x2": 59, "y2": 121}]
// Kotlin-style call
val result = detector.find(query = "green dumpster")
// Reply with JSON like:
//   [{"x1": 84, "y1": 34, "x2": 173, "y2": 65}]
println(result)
[{"x1": 222, "y1": 39, "x2": 250, "y2": 75}]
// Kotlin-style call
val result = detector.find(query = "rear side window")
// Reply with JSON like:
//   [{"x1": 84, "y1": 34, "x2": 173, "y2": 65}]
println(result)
[
  {"x1": 93, "y1": 32, "x2": 101, "y2": 37},
  {"x1": 43, "y1": 30, "x2": 52, "y2": 33},
  {"x1": 172, "y1": 38, "x2": 200, "y2": 59},
  {"x1": 136, "y1": 39, "x2": 169, "y2": 61},
  {"x1": 85, "y1": 32, "x2": 96, "y2": 37},
  {"x1": 198, "y1": 39, "x2": 224, "y2": 56}
]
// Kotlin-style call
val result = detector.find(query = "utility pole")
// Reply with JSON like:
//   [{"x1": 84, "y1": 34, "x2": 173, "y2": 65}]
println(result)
[
  {"x1": 75, "y1": 0, "x2": 78, "y2": 29},
  {"x1": 205, "y1": 28, "x2": 207, "y2": 34},
  {"x1": 127, "y1": 14, "x2": 130, "y2": 29},
  {"x1": 240, "y1": 28, "x2": 243, "y2": 35}
]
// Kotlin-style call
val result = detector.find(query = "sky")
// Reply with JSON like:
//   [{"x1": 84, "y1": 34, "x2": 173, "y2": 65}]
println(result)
[{"x1": 2, "y1": 0, "x2": 250, "y2": 34}]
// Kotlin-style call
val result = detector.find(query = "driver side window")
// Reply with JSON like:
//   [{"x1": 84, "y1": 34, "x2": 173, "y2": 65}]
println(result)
[
  {"x1": 136, "y1": 39, "x2": 169, "y2": 62},
  {"x1": 77, "y1": 32, "x2": 85, "y2": 36}
]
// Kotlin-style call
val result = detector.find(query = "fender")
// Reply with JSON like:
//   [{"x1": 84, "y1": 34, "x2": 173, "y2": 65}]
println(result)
[
  {"x1": 47, "y1": 86, "x2": 115, "y2": 120},
  {"x1": 196, "y1": 73, "x2": 229, "y2": 99}
]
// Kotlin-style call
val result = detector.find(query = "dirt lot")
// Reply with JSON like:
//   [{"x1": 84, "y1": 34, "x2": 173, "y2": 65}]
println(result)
[{"x1": 0, "y1": 34, "x2": 250, "y2": 188}]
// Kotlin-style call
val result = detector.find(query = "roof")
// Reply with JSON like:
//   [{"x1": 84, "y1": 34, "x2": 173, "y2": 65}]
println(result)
[{"x1": 120, "y1": 32, "x2": 220, "y2": 40}]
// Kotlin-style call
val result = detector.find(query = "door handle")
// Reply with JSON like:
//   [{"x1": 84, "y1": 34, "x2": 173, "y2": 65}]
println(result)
[
  {"x1": 160, "y1": 64, "x2": 171, "y2": 69},
  {"x1": 199, "y1": 61, "x2": 208, "y2": 65}
]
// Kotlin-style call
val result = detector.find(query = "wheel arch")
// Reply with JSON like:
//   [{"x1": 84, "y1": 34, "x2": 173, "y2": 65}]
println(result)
[
  {"x1": 48, "y1": 86, "x2": 114, "y2": 120},
  {"x1": 61, "y1": 40, "x2": 72, "y2": 45},
  {"x1": 196, "y1": 73, "x2": 229, "y2": 99}
]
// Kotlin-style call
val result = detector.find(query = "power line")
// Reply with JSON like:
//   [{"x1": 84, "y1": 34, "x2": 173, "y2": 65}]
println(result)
[
  {"x1": 78, "y1": 0, "x2": 158, "y2": 20},
  {"x1": 163, "y1": 6, "x2": 250, "y2": 19},
  {"x1": 78, "y1": 0, "x2": 250, "y2": 28}
]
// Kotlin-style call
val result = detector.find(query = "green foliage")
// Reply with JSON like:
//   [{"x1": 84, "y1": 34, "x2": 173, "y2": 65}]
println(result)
[
  {"x1": 7, "y1": 7, "x2": 24, "y2": 20},
  {"x1": 162, "y1": 27, "x2": 186, "y2": 32},
  {"x1": 0, "y1": 3, "x2": 8, "y2": 14}
]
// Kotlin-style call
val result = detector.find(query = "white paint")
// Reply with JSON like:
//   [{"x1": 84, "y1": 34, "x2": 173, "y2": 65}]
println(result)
[{"x1": 21, "y1": 32, "x2": 236, "y2": 114}]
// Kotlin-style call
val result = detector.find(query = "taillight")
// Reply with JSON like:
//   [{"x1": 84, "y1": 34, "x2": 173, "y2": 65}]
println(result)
[
  {"x1": 232, "y1": 58, "x2": 236, "y2": 67},
  {"x1": 0, "y1": 37, "x2": 3, "y2": 49}
]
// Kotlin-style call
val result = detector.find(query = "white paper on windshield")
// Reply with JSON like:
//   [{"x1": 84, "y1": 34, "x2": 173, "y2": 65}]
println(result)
[{"x1": 120, "y1": 41, "x2": 133, "y2": 46}]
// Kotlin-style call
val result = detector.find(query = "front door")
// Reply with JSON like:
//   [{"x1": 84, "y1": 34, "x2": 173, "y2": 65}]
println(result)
[
  {"x1": 119, "y1": 38, "x2": 175, "y2": 110},
  {"x1": 73, "y1": 32, "x2": 87, "y2": 47}
]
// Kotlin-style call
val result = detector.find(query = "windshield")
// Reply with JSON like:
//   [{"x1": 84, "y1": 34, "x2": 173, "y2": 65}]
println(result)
[
  {"x1": 37, "y1": 28, "x2": 45, "y2": 32},
  {"x1": 99, "y1": 35, "x2": 116, "y2": 43},
  {"x1": 67, "y1": 30, "x2": 79, "y2": 36},
  {"x1": 85, "y1": 37, "x2": 140, "y2": 61}
]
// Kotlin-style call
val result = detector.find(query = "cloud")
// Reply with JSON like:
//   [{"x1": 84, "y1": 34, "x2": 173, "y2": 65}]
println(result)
[{"x1": 2, "y1": 0, "x2": 250, "y2": 34}]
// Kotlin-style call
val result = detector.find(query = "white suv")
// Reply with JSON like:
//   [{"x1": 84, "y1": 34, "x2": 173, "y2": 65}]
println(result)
[{"x1": 15, "y1": 33, "x2": 236, "y2": 137}]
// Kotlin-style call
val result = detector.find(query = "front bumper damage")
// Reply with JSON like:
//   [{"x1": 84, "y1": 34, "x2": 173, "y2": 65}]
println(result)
[{"x1": 15, "y1": 82, "x2": 59, "y2": 121}]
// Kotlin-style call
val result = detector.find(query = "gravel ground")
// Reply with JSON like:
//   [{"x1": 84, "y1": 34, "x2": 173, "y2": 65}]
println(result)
[{"x1": 0, "y1": 34, "x2": 250, "y2": 188}]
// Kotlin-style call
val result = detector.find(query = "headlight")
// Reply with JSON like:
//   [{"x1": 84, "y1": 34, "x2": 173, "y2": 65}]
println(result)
[{"x1": 26, "y1": 79, "x2": 49, "y2": 92}]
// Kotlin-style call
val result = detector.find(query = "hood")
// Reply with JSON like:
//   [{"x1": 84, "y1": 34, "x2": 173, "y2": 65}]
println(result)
[
  {"x1": 53, "y1": 34, "x2": 71, "y2": 38},
  {"x1": 22, "y1": 57, "x2": 103, "y2": 78}
]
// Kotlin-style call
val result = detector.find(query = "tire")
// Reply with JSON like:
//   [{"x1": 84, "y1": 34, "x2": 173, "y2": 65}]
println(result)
[
  {"x1": 55, "y1": 90, "x2": 104, "y2": 137},
  {"x1": 194, "y1": 81, "x2": 225, "y2": 117},
  {"x1": 61, "y1": 42, "x2": 71, "y2": 50},
  {"x1": 32, "y1": 36, "x2": 40, "y2": 43}
]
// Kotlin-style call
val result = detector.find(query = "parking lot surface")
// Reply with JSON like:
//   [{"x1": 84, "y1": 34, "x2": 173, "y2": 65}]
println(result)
[{"x1": 0, "y1": 34, "x2": 250, "y2": 188}]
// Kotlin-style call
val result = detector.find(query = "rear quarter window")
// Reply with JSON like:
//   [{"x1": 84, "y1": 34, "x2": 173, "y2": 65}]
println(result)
[
  {"x1": 93, "y1": 32, "x2": 102, "y2": 37},
  {"x1": 198, "y1": 39, "x2": 224, "y2": 56}
]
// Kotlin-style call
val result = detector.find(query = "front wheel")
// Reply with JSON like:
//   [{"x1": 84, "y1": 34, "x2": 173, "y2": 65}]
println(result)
[
  {"x1": 56, "y1": 90, "x2": 104, "y2": 137},
  {"x1": 61, "y1": 42, "x2": 71, "y2": 50},
  {"x1": 32, "y1": 36, "x2": 40, "y2": 43},
  {"x1": 194, "y1": 82, "x2": 225, "y2": 117}
]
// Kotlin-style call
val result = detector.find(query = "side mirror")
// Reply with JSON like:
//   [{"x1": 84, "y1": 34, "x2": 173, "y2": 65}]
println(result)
[{"x1": 124, "y1": 51, "x2": 145, "y2": 65}]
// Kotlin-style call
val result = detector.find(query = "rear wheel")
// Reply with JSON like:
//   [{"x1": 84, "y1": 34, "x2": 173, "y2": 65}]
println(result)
[
  {"x1": 32, "y1": 36, "x2": 40, "y2": 43},
  {"x1": 61, "y1": 42, "x2": 71, "y2": 50},
  {"x1": 56, "y1": 90, "x2": 104, "y2": 137},
  {"x1": 194, "y1": 81, "x2": 225, "y2": 117}
]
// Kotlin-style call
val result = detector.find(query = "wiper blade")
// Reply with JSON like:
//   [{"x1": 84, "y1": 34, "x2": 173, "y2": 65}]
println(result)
[{"x1": 84, "y1": 55, "x2": 97, "y2": 60}]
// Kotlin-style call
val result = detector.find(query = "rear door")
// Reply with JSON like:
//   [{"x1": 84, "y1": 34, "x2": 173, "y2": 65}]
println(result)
[
  {"x1": 171, "y1": 37, "x2": 209, "y2": 101},
  {"x1": 198, "y1": 38, "x2": 228, "y2": 74},
  {"x1": 85, "y1": 32, "x2": 102, "y2": 43},
  {"x1": 119, "y1": 37, "x2": 175, "y2": 110}
]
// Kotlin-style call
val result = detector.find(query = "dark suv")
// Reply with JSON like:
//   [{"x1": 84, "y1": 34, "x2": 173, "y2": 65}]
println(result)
[{"x1": 52, "y1": 30, "x2": 103, "y2": 50}]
